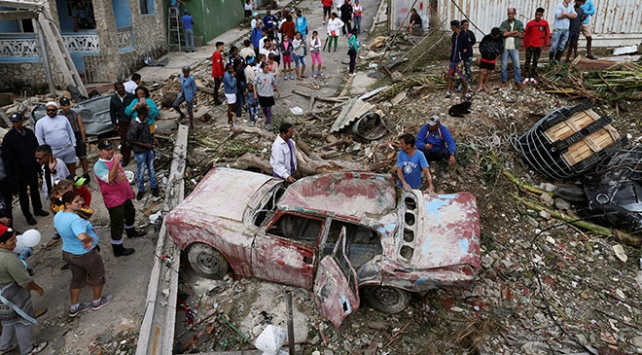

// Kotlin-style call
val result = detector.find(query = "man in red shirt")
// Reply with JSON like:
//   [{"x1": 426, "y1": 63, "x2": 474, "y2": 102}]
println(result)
[
  {"x1": 321, "y1": 0, "x2": 333, "y2": 24},
  {"x1": 211, "y1": 42, "x2": 225, "y2": 105},
  {"x1": 523, "y1": 7, "x2": 550, "y2": 83}
]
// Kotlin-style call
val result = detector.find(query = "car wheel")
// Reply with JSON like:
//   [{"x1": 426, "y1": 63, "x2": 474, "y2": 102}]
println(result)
[
  {"x1": 187, "y1": 243, "x2": 229, "y2": 279},
  {"x1": 361, "y1": 286, "x2": 411, "y2": 314}
]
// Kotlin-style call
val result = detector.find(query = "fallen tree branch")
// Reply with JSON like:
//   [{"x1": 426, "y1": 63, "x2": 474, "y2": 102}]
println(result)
[
  {"x1": 502, "y1": 170, "x2": 553, "y2": 196},
  {"x1": 511, "y1": 193, "x2": 641, "y2": 247}
]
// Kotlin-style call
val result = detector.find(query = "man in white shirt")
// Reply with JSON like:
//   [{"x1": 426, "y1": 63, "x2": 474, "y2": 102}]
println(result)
[
  {"x1": 270, "y1": 123, "x2": 297, "y2": 182},
  {"x1": 123, "y1": 74, "x2": 141, "y2": 94},
  {"x1": 35, "y1": 101, "x2": 77, "y2": 174}
]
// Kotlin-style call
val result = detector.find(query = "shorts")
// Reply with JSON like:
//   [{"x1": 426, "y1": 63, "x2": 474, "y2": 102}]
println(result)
[
  {"x1": 323, "y1": 6, "x2": 331, "y2": 17},
  {"x1": 581, "y1": 24, "x2": 592, "y2": 37},
  {"x1": 63, "y1": 248, "x2": 106, "y2": 289},
  {"x1": 293, "y1": 53, "x2": 307, "y2": 67},
  {"x1": 447, "y1": 61, "x2": 464, "y2": 79},
  {"x1": 225, "y1": 93, "x2": 237, "y2": 104},
  {"x1": 258, "y1": 95, "x2": 275, "y2": 107},
  {"x1": 282, "y1": 54, "x2": 292, "y2": 65},
  {"x1": 54, "y1": 144, "x2": 77, "y2": 165},
  {"x1": 74, "y1": 131, "x2": 87, "y2": 159},
  {"x1": 569, "y1": 31, "x2": 580, "y2": 46},
  {"x1": 479, "y1": 60, "x2": 496, "y2": 71}
]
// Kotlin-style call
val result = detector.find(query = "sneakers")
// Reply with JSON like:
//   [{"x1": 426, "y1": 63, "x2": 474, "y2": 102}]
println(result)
[
  {"x1": 312, "y1": 74, "x2": 318, "y2": 78},
  {"x1": 26, "y1": 216, "x2": 37, "y2": 225},
  {"x1": 290, "y1": 75, "x2": 294, "y2": 80},
  {"x1": 522, "y1": 78, "x2": 530, "y2": 85},
  {"x1": 82, "y1": 173, "x2": 91, "y2": 184},
  {"x1": 586, "y1": 54, "x2": 596, "y2": 60},
  {"x1": 530, "y1": 78, "x2": 538, "y2": 84},
  {"x1": 284, "y1": 75, "x2": 288, "y2": 81},
  {"x1": 91, "y1": 295, "x2": 114, "y2": 311},
  {"x1": 465, "y1": 93, "x2": 472, "y2": 100},
  {"x1": 34, "y1": 210, "x2": 49, "y2": 217},
  {"x1": 27, "y1": 341, "x2": 48, "y2": 354},
  {"x1": 0, "y1": 344, "x2": 18, "y2": 354},
  {"x1": 69, "y1": 303, "x2": 91, "y2": 317},
  {"x1": 266, "y1": 124, "x2": 272, "y2": 131},
  {"x1": 136, "y1": 191, "x2": 144, "y2": 200},
  {"x1": 445, "y1": 92, "x2": 452, "y2": 98},
  {"x1": 151, "y1": 187, "x2": 160, "y2": 197},
  {"x1": 52, "y1": 232, "x2": 61, "y2": 240}
]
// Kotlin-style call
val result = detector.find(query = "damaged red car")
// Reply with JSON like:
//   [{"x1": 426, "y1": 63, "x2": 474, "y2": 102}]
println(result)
[{"x1": 166, "y1": 168, "x2": 481, "y2": 327}]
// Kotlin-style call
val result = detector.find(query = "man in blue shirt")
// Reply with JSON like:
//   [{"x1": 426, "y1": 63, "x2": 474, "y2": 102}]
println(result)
[
  {"x1": 173, "y1": 66, "x2": 197, "y2": 129},
  {"x1": 415, "y1": 115, "x2": 457, "y2": 179},
  {"x1": 295, "y1": 9, "x2": 308, "y2": 52},
  {"x1": 580, "y1": 0, "x2": 596, "y2": 59},
  {"x1": 397, "y1": 134, "x2": 434, "y2": 193},
  {"x1": 181, "y1": 9, "x2": 195, "y2": 52},
  {"x1": 263, "y1": 10, "x2": 277, "y2": 31}
]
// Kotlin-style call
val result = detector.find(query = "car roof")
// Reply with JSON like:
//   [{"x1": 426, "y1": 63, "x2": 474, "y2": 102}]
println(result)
[{"x1": 278, "y1": 171, "x2": 396, "y2": 220}]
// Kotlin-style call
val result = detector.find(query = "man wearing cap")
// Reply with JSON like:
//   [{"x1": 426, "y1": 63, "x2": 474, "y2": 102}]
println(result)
[
  {"x1": 58, "y1": 97, "x2": 90, "y2": 182},
  {"x1": 34, "y1": 144, "x2": 71, "y2": 201},
  {"x1": 110, "y1": 82, "x2": 135, "y2": 166},
  {"x1": 94, "y1": 140, "x2": 145, "y2": 257},
  {"x1": 2, "y1": 113, "x2": 49, "y2": 226},
  {"x1": 181, "y1": 9, "x2": 195, "y2": 53},
  {"x1": 415, "y1": 115, "x2": 457, "y2": 179},
  {"x1": 35, "y1": 101, "x2": 77, "y2": 176},
  {"x1": 0, "y1": 225, "x2": 48, "y2": 355},
  {"x1": 173, "y1": 66, "x2": 197, "y2": 129}
]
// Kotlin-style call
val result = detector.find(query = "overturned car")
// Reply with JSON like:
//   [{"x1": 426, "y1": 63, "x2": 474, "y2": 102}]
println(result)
[{"x1": 165, "y1": 168, "x2": 481, "y2": 327}]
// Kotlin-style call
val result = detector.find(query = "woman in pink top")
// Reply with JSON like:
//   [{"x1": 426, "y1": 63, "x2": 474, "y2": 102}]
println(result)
[{"x1": 352, "y1": 0, "x2": 362, "y2": 34}]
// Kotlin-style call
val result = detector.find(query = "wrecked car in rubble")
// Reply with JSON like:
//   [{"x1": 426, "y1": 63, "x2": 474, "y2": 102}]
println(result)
[{"x1": 166, "y1": 168, "x2": 481, "y2": 327}]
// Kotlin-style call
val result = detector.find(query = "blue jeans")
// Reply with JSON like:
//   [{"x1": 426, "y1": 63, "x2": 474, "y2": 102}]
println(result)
[
  {"x1": 354, "y1": 16, "x2": 361, "y2": 34},
  {"x1": 184, "y1": 28, "x2": 194, "y2": 52},
  {"x1": 134, "y1": 150, "x2": 158, "y2": 192},
  {"x1": 501, "y1": 49, "x2": 521, "y2": 84},
  {"x1": 550, "y1": 29, "x2": 569, "y2": 53}
]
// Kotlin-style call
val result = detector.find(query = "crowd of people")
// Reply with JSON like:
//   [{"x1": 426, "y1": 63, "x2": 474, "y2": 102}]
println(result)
[
  {"x1": 204, "y1": 4, "x2": 364, "y2": 130},
  {"x1": 445, "y1": 0, "x2": 595, "y2": 97},
  {"x1": 0, "y1": 89, "x2": 152, "y2": 351}
]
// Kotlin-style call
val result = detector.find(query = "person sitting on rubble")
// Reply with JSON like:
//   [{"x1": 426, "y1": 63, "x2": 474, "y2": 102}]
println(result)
[
  {"x1": 396, "y1": 133, "x2": 434, "y2": 194},
  {"x1": 408, "y1": 8, "x2": 422, "y2": 36},
  {"x1": 415, "y1": 115, "x2": 457, "y2": 179}
]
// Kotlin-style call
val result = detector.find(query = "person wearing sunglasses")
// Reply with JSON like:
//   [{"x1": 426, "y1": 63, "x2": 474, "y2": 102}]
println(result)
[{"x1": 34, "y1": 102, "x2": 77, "y2": 176}]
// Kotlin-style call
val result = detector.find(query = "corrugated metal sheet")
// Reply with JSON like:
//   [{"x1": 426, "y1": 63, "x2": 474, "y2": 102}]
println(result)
[{"x1": 392, "y1": 0, "x2": 641, "y2": 43}]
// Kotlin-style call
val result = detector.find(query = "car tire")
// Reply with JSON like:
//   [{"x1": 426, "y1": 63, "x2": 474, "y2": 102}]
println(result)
[
  {"x1": 361, "y1": 286, "x2": 411, "y2": 314},
  {"x1": 187, "y1": 243, "x2": 229, "y2": 279}
]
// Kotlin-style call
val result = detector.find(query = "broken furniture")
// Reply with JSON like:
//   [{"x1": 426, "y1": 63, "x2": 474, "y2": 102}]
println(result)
[{"x1": 511, "y1": 101, "x2": 627, "y2": 181}]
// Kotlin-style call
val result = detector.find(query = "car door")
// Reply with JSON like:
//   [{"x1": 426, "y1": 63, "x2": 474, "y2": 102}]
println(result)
[
  {"x1": 313, "y1": 226, "x2": 359, "y2": 328},
  {"x1": 251, "y1": 212, "x2": 324, "y2": 289}
]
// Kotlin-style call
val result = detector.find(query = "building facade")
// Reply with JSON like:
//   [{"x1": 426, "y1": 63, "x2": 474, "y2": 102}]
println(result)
[{"x1": 0, "y1": 0, "x2": 166, "y2": 95}]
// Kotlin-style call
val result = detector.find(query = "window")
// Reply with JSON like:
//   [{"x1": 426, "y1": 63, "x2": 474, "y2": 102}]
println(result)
[
  {"x1": 252, "y1": 185, "x2": 285, "y2": 227},
  {"x1": 139, "y1": 0, "x2": 155, "y2": 15},
  {"x1": 267, "y1": 214, "x2": 323, "y2": 245}
]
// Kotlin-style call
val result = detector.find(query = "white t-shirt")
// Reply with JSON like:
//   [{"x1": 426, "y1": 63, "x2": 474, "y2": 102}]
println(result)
[{"x1": 504, "y1": 22, "x2": 515, "y2": 50}]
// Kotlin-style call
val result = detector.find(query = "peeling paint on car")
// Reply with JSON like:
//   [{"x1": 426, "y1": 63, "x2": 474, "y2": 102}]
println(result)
[{"x1": 166, "y1": 168, "x2": 481, "y2": 328}]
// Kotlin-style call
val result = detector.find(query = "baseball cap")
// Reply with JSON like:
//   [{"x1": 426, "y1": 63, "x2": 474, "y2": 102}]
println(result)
[
  {"x1": 97, "y1": 139, "x2": 113, "y2": 150},
  {"x1": 73, "y1": 175, "x2": 87, "y2": 187},
  {"x1": 0, "y1": 225, "x2": 12, "y2": 243},
  {"x1": 45, "y1": 101, "x2": 58, "y2": 109},
  {"x1": 253, "y1": 12, "x2": 258, "y2": 17},
  {"x1": 184, "y1": 9, "x2": 188, "y2": 13},
  {"x1": 427, "y1": 115, "x2": 441, "y2": 126},
  {"x1": 60, "y1": 97, "x2": 71, "y2": 105},
  {"x1": 9, "y1": 112, "x2": 23, "y2": 122}
]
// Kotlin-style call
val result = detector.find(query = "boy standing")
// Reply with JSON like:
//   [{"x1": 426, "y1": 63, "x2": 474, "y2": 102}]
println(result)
[
  {"x1": 211, "y1": 42, "x2": 225, "y2": 105},
  {"x1": 445, "y1": 20, "x2": 469, "y2": 99},
  {"x1": 523, "y1": 7, "x2": 550, "y2": 83},
  {"x1": 476, "y1": 27, "x2": 503, "y2": 94},
  {"x1": 126, "y1": 106, "x2": 159, "y2": 200}
]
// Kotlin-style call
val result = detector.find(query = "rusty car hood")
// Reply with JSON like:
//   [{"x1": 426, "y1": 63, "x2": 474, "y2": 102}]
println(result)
[
  {"x1": 171, "y1": 168, "x2": 276, "y2": 222},
  {"x1": 397, "y1": 192, "x2": 481, "y2": 270}
]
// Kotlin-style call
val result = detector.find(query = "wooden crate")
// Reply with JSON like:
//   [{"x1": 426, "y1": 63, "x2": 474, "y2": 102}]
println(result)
[{"x1": 543, "y1": 109, "x2": 620, "y2": 167}]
